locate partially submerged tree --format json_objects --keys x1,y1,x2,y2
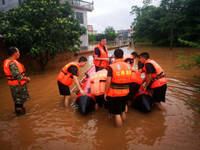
[
  {"x1": 104, "y1": 26, "x2": 118, "y2": 41},
  {"x1": 0, "y1": 0, "x2": 86, "y2": 70},
  {"x1": 130, "y1": 0, "x2": 200, "y2": 48},
  {"x1": 88, "y1": 34, "x2": 96, "y2": 42}
]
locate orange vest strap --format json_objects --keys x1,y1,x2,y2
[
  {"x1": 152, "y1": 72, "x2": 165, "y2": 81},
  {"x1": 99, "y1": 80, "x2": 106, "y2": 82}
]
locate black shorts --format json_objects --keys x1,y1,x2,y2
[
  {"x1": 95, "y1": 95, "x2": 109, "y2": 109},
  {"x1": 106, "y1": 96, "x2": 128, "y2": 115},
  {"x1": 152, "y1": 84, "x2": 167, "y2": 103},
  {"x1": 57, "y1": 81, "x2": 70, "y2": 96},
  {"x1": 128, "y1": 82, "x2": 140, "y2": 100},
  {"x1": 95, "y1": 95, "x2": 104, "y2": 107}
]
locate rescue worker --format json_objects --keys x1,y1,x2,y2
[
  {"x1": 129, "y1": 69, "x2": 143, "y2": 102},
  {"x1": 57, "y1": 57, "x2": 87, "y2": 107},
  {"x1": 93, "y1": 37, "x2": 109, "y2": 72},
  {"x1": 104, "y1": 49, "x2": 132, "y2": 127},
  {"x1": 131, "y1": 52, "x2": 144, "y2": 72},
  {"x1": 90, "y1": 69, "x2": 108, "y2": 108},
  {"x1": 123, "y1": 54, "x2": 134, "y2": 67},
  {"x1": 3, "y1": 47, "x2": 30, "y2": 116},
  {"x1": 124, "y1": 54, "x2": 143, "y2": 111},
  {"x1": 131, "y1": 52, "x2": 138, "y2": 60},
  {"x1": 139, "y1": 52, "x2": 167, "y2": 111}
]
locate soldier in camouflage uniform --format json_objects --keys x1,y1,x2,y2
[{"x1": 3, "y1": 47, "x2": 30, "y2": 116}]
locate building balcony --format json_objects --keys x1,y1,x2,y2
[{"x1": 68, "y1": 0, "x2": 94, "y2": 12}]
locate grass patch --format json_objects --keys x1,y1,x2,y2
[
  {"x1": 176, "y1": 64, "x2": 192, "y2": 70},
  {"x1": 192, "y1": 75, "x2": 200, "y2": 80}
]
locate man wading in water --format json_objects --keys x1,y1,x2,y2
[
  {"x1": 139, "y1": 52, "x2": 167, "y2": 111},
  {"x1": 104, "y1": 49, "x2": 132, "y2": 127},
  {"x1": 93, "y1": 37, "x2": 110, "y2": 72},
  {"x1": 3, "y1": 47, "x2": 31, "y2": 116},
  {"x1": 57, "y1": 57, "x2": 87, "y2": 107}
]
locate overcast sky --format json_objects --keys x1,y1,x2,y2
[{"x1": 88, "y1": 0, "x2": 159, "y2": 33}]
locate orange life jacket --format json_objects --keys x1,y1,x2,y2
[
  {"x1": 143, "y1": 59, "x2": 167, "y2": 88},
  {"x1": 90, "y1": 69, "x2": 107, "y2": 96},
  {"x1": 3, "y1": 59, "x2": 26, "y2": 85},
  {"x1": 93, "y1": 44, "x2": 109, "y2": 68},
  {"x1": 131, "y1": 69, "x2": 143, "y2": 85},
  {"x1": 57, "y1": 62, "x2": 80, "y2": 86},
  {"x1": 107, "y1": 59, "x2": 132, "y2": 97},
  {"x1": 134, "y1": 85, "x2": 150, "y2": 99}
]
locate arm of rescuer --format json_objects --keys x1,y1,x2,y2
[
  {"x1": 9, "y1": 62, "x2": 30, "y2": 83},
  {"x1": 144, "y1": 74, "x2": 152, "y2": 91},
  {"x1": 68, "y1": 65, "x2": 85, "y2": 95},
  {"x1": 143, "y1": 63, "x2": 155, "y2": 91},
  {"x1": 94, "y1": 47, "x2": 109, "y2": 61},
  {"x1": 138, "y1": 60, "x2": 144, "y2": 73},
  {"x1": 73, "y1": 76, "x2": 85, "y2": 95},
  {"x1": 94, "y1": 55, "x2": 109, "y2": 61},
  {"x1": 104, "y1": 66, "x2": 112, "y2": 101}
]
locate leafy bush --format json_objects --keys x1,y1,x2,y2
[{"x1": 0, "y1": 0, "x2": 86, "y2": 70}]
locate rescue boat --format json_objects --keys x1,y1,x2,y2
[
  {"x1": 75, "y1": 65, "x2": 96, "y2": 115},
  {"x1": 75, "y1": 63, "x2": 154, "y2": 114},
  {"x1": 132, "y1": 85, "x2": 154, "y2": 112}
]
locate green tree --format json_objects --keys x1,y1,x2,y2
[
  {"x1": 130, "y1": 0, "x2": 200, "y2": 48},
  {"x1": 104, "y1": 26, "x2": 118, "y2": 41},
  {"x1": 88, "y1": 34, "x2": 96, "y2": 42},
  {"x1": 131, "y1": 6, "x2": 168, "y2": 45},
  {"x1": 0, "y1": 0, "x2": 85, "y2": 70},
  {"x1": 177, "y1": 0, "x2": 200, "y2": 46}
]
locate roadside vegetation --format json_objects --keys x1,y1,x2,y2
[
  {"x1": 89, "y1": 26, "x2": 118, "y2": 42},
  {"x1": 0, "y1": 0, "x2": 85, "y2": 70},
  {"x1": 131, "y1": 0, "x2": 200, "y2": 49}
]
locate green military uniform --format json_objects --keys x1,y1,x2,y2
[{"x1": 9, "y1": 61, "x2": 30, "y2": 105}]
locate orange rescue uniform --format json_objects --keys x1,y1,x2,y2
[
  {"x1": 107, "y1": 59, "x2": 132, "y2": 97},
  {"x1": 93, "y1": 44, "x2": 109, "y2": 68},
  {"x1": 143, "y1": 59, "x2": 167, "y2": 88},
  {"x1": 57, "y1": 62, "x2": 80, "y2": 86},
  {"x1": 131, "y1": 69, "x2": 143, "y2": 85}
]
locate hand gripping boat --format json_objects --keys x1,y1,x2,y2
[
  {"x1": 132, "y1": 85, "x2": 154, "y2": 113},
  {"x1": 75, "y1": 65, "x2": 96, "y2": 115}
]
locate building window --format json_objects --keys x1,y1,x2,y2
[
  {"x1": 73, "y1": 0, "x2": 80, "y2": 5},
  {"x1": 76, "y1": 12, "x2": 84, "y2": 24},
  {"x1": 18, "y1": 0, "x2": 22, "y2": 5},
  {"x1": 2, "y1": 0, "x2": 5, "y2": 5}
]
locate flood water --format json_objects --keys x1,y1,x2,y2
[{"x1": 0, "y1": 46, "x2": 200, "y2": 150}]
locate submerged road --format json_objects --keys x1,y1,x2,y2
[{"x1": 0, "y1": 46, "x2": 200, "y2": 150}]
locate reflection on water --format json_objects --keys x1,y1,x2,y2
[{"x1": 0, "y1": 47, "x2": 200, "y2": 150}]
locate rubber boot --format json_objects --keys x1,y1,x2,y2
[{"x1": 15, "y1": 107, "x2": 26, "y2": 116}]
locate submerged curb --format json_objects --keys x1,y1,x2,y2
[{"x1": 78, "y1": 44, "x2": 129, "y2": 55}]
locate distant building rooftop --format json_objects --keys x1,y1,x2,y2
[{"x1": 68, "y1": 0, "x2": 94, "y2": 12}]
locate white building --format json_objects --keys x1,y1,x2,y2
[
  {"x1": 117, "y1": 29, "x2": 132, "y2": 40},
  {"x1": 87, "y1": 25, "x2": 97, "y2": 35},
  {"x1": 0, "y1": 0, "x2": 93, "y2": 49},
  {"x1": 0, "y1": 0, "x2": 23, "y2": 12}
]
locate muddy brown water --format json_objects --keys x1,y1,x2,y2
[{"x1": 0, "y1": 47, "x2": 200, "y2": 150}]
